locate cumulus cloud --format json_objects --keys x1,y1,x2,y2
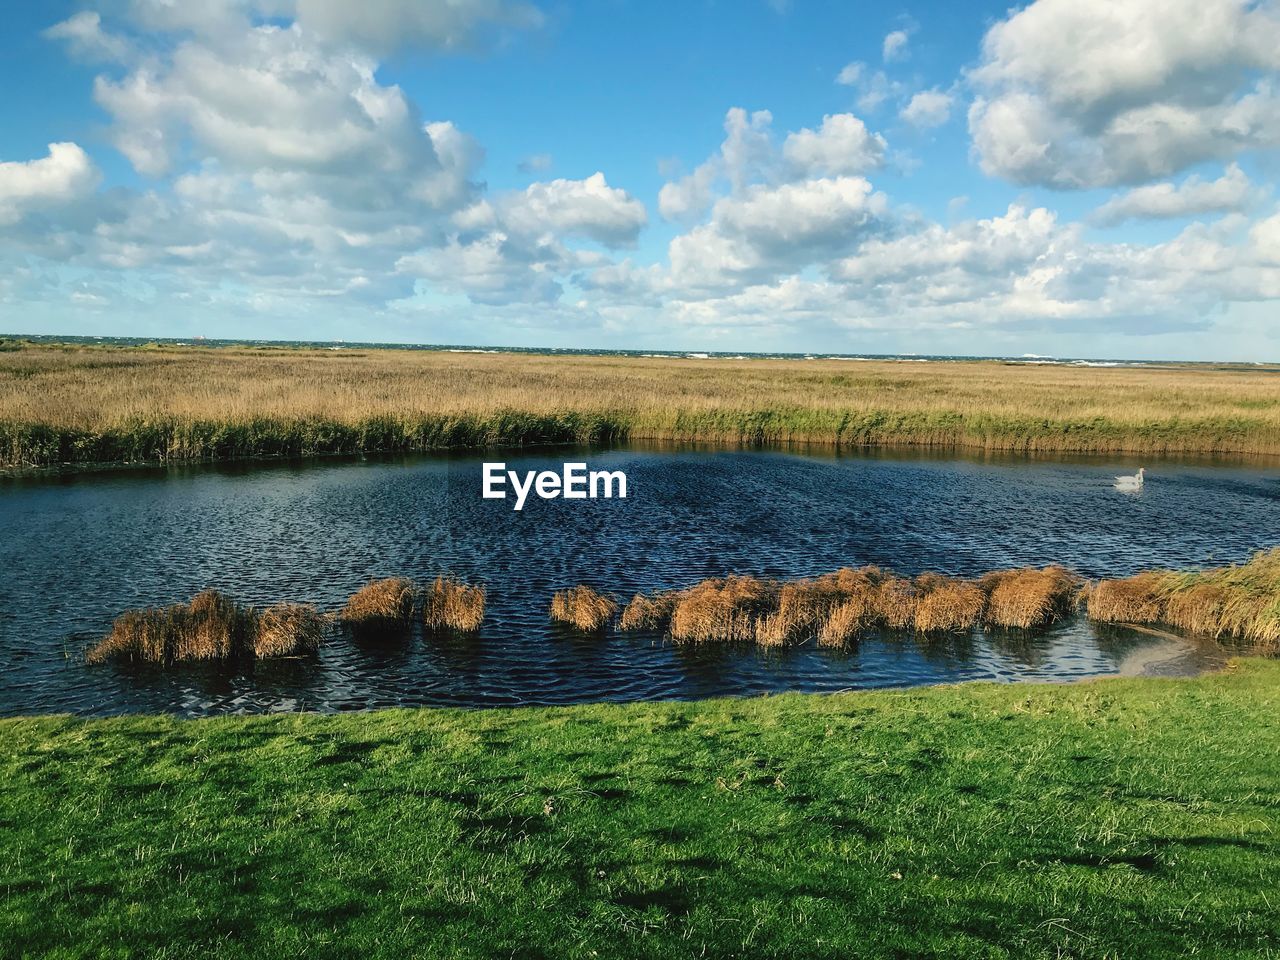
[
  {"x1": 882, "y1": 29, "x2": 910, "y2": 63},
  {"x1": 497, "y1": 173, "x2": 647, "y2": 247},
  {"x1": 76, "y1": 0, "x2": 543, "y2": 53},
  {"x1": 42, "y1": 11, "x2": 133, "y2": 62},
  {"x1": 900, "y1": 89, "x2": 953, "y2": 128},
  {"x1": 293, "y1": 0, "x2": 544, "y2": 54},
  {"x1": 1091, "y1": 164, "x2": 1257, "y2": 225},
  {"x1": 392, "y1": 173, "x2": 645, "y2": 304},
  {"x1": 834, "y1": 61, "x2": 903, "y2": 114},
  {"x1": 91, "y1": 24, "x2": 447, "y2": 183},
  {"x1": 657, "y1": 179, "x2": 889, "y2": 295},
  {"x1": 396, "y1": 233, "x2": 569, "y2": 305},
  {"x1": 0, "y1": 143, "x2": 100, "y2": 227},
  {"x1": 658, "y1": 108, "x2": 776, "y2": 222},
  {"x1": 25, "y1": 1, "x2": 647, "y2": 316},
  {"x1": 782, "y1": 114, "x2": 886, "y2": 176},
  {"x1": 968, "y1": 0, "x2": 1280, "y2": 188}
]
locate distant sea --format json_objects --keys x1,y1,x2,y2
[{"x1": 0, "y1": 332, "x2": 1261, "y2": 369}]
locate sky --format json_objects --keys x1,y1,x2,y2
[{"x1": 2, "y1": 0, "x2": 1280, "y2": 359}]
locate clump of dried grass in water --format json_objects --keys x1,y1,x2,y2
[
  {"x1": 87, "y1": 589, "x2": 257, "y2": 665},
  {"x1": 550, "y1": 585, "x2": 619, "y2": 631},
  {"x1": 913, "y1": 575, "x2": 985, "y2": 633},
  {"x1": 341, "y1": 578, "x2": 415, "y2": 637},
  {"x1": 618, "y1": 591, "x2": 680, "y2": 631},
  {"x1": 755, "y1": 578, "x2": 852, "y2": 646},
  {"x1": 669, "y1": 576, "x2": 778, "y2": 643},
  {"x1": 253, "y1": 602, "x2": 325, "y2": 658},
  {"x1": 818, "y1": 598, "x2": 874, "y2": 646},
  {"x1": 423, "y1": 576, "x2": 485, "y2": 633},
  {"x1": 811, "y1": 568, "x2": 884, "y2": 646},
  {"x1": 981, "y1": 566, "x2": 1078, "y2": 629},
  {"x1": 1088, "y1": 550, "x2": 1280, "y2": 651},
  {"x1": 1085, "y1": 572, "x2": 1166, "y2": 624},
  {"x1": 874, "y1": 576, "x2": 921, "y2": 630}
]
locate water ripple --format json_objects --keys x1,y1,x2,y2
[{"x1": 0, "y1": 446, "x2": 1268, "y2": 717}]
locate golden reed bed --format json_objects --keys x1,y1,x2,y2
[
  {"x1": 85, "y1": 553, "x2": 1280, "y2": 664},
  {"x1": 86, "y1": 590, "x2": 325, "y2": 664},
  {"x1": 1086, "y1": 550, "x2": 1280, "y2": 652},
  {"x1": 5, "y1": 341, "x2": 1280, "y2": 466},
  {"x1": 611, "y1": 553, "x2": 1277, "y2": 649},
  {"x1": 90, "y1": 576, "x2": 487, "y2": 664},
  {"x1": 616, "y1": 565, "x2": 1078, "y2": 646}
]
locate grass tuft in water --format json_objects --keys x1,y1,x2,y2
[
  {"x1": 341, "y1": 578, "x2": 416, "y2": 639},
  {"x1": 618, "y1": 590, "x2": 680, "y2": 631},
  {"x1": 913, "y1": 575, "x2": 987, "y2": 633},
  {"x1": 422, "y1": 576, "x2": 485, "y2": 633},
  {"x1": 981, "y1": 565, "x2": 1078, "y2": 629},
  {"x1": 668, "y1": 576, "x2": 778, "y2": 643},
  {"x1": 627, "y1": 564, "x2": 1102, "y2": 646},
  {"x1": 87, "y1": 590, "x2": 259, "y2": 665},
  {"x1": 253, "y1": 602, "x2": 326, "y2": 658},
  {"x1": 550, "y1": 585, "x2": 619, "y2": 631},
  {"x1": 1087, "y1": 549, "x2": 1280, "y2": 651}
]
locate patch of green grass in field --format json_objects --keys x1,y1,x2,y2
[{"x1": 2, "y1": 663, "x2": 1279, "y2": 958}]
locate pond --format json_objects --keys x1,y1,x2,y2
[{"x1": 2, "y1": 444, "x2": 1275, "y2": 717}]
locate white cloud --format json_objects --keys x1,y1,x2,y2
[
  {"x1": 658, "y1": 108, "x2": 776, "y2": 222},
  {"x1": 658, "y1": 162, "x2": 719, "y2": 223},
  {"x1": 498, "y1": 172, "x2": 647, "y2": 247},
  {"x1": 968, "y1": 0, "x2": 1280, "y2": 188},
  {"x1": 900, "y1": 89, "x2": 953, "y2": 128},
  {"x1": 1251, "y1": 211, "x2": 1280, "y2": 265},
  {"x1": 1091, "y1": 164, "x2": 1257, "y2": 225},
  {"x1": 19, "y1": 0, "x2": 1280, "y2": 354},
  {"x1": 26, "y1": 3, "x2": 648, "y2": 322},
  {"x1": 392, "y1": 173, "x2": 645, "y2": 305},
  {"x1": 92, "y1": 25, "x2": 446, "y2": 183},
  {"x1": 99, "y1": 0, "x2": 543, "y2": 53},
  {"x1": 42, "y1": 12, "x2": 132, "y2": 62},
  {"x1": 782, "y1": 113, "x2": 886, "y2": 176},
  {"x1": 665, "y1": 177, "x2": 888, "y2": 291},
  {"x1": 834, "y1": 204, "x2": 1067, "y2": 289},
  {"x1": 396, "y1": 233, "x2": 567, "y2": 305},
  {"x1": 882, "y1": 29, "x2": 910, "y2": 63},
  {"x1": 835, "y1": 62, "x2": 863, "y2": 86},
  {"x1": 833, "y1": 61, "x2": 903, "y2": 114},
  {"x1": 0, "y1": 143, "x2": 100, "y2": 227},
  {"x1": 293, "y1": 0, "x2": 544, "y2": 54}
]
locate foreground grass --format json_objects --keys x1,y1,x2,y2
[
  {"x1": 5, "y1": 341, "x2": 1280, "y2": 466},
  {"x1": 3, "y1": 663, "x2": 1279, "y2": 958}
]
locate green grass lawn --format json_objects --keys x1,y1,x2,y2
[{"x1": 3, "y1": 663, "x2": 1279, "y2": 959}]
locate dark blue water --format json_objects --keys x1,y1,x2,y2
[{"x1": 1, "y1": 445, "x2": 1271, "y2": 717}]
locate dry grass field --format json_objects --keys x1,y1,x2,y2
[{"x1": 3, "y1": 340, "x2": 1280, "y2": 465}]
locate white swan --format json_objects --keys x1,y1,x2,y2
[{"x1": 1114, "y1": 467, "x2": 1145, "y2": 491}]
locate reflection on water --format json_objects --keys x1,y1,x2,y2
[{"x1": 2, "y1": 444, "x2": 1271, "y2": 717}]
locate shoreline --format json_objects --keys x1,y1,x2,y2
[
  {"x1": 7, "y1": 414, "x2": 1280, "y2": 472},
  {"x1": 5, "y1": 435, "x2": 1280, "y2": 481}
]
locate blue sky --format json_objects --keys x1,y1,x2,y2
[{"x1": 2, "y1": 0, "x2": 1280, "y2": 359}]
